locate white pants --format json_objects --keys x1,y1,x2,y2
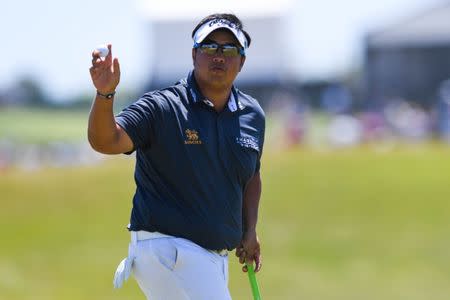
[{"x1": 114, "y1": 231, "x2": 231, "y2": 300}]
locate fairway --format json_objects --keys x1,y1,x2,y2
[
  {"x1": 1, "y1": 146, "x2": 450, "y2": 299},
  {"x1": 0, "y1": 108, "x2": 88, "y2": 143}
]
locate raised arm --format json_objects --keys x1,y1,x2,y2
[{"x1": 88, "y1": 44, "x2": 133, "y2": 154}]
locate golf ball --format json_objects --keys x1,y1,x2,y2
[{"x1": 95, "y1": 45, "x2": 109, "y2": 57}]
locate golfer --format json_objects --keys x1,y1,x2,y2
[{"x1": 88, "y1": 13, "x2": 265, "y2": 299}]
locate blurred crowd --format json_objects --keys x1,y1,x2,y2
[
  {"x1": 267, "y1": 81, "x2": 450, "y2": 150},
  {"x1": 2, "y1": 78, "x2": 450, "y2": 171},
  {"x1": 0, "y1": 141, "x2": 103, "y2": 171}
]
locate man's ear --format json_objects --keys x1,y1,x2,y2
[
  {"x1": 239, "y1": 56, "x2": 246, "y2": 72},
  {"x1": 192, "y1": 48, "x2": 197, "y2": 63}
]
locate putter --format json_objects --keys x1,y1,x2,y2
[{"x1": 245, "y1": 262, "x2": 261, "y2": 300}]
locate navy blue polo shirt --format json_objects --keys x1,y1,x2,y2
[{"x1": 115, "y1": 71, "x2": 265, "y2": 250}]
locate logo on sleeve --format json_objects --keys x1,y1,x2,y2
[
  {"x1": 185, "y1": 129, "x2": 202, "y2": 144},
  {"x1": 236, "y1": 136, "x2": 259, "y2": 151}
]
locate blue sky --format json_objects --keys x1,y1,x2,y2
[{"x1": 0, "y1": 0, "x2": 444, "y2": 100}]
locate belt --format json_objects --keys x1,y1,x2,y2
[
  {"x1": 134, "y1": 230, "x2": 171, "y2": 241},
  {"x1": 131, "y1": 230, "x2": 227, "y2": 256}
]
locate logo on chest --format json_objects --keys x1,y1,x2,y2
[{"x1": 184, "y1": 129, "x2": 203, "y2": 145}]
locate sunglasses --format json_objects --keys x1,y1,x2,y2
[{"x1": 194, "y1": 42, "x2": 245, "y2": 57}]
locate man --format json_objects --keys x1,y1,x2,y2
[{"x1": 88, "y1": 13, "x2": 265, "y2": 299}]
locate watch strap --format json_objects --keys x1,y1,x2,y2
[{"x1": 97, "y1": 90, "x2": 116, "y2": 99}]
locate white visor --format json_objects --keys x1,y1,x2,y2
[{"x1": 193, "y1": 19, "x2": 248, "y2": 49}]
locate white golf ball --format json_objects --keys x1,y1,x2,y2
[{"x1": 95, "y1": 45, "x2": 109, "y2": 57}]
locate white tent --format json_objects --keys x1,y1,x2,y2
[
  {"x1": 137, "y1": 0, "x2": 295, "y2": 85},
  {"x1": 368, "y1": 2, "x2": 450, "y2": 47}
]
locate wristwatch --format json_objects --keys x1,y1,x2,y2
[{"x1": 96, "y1": 90, "x2": 116, "y2": 99}]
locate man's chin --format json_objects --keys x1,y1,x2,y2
[
  {"x1": 207, "y1": 71, "x2": 228, "y2": 82},
  {"x1": 207, "y1": 78, "x2": 230, "y2": 89}
]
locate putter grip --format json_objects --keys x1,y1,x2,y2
[{"x1": 246, "y1": 263, "x2": 262, "y2": 300}]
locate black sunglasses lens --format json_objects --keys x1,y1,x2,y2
[
  {"x1": 222, "y1": 46, "x2": 239, "y2": 57},
  {"x1": 200, "y1": 44, "x2": 219, "y2": 55},
  {"x1": 199, "y1": 43, "x2": 241, "y2": 57}
]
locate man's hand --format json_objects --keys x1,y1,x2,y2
[
  {"x1": 235, "y1": 229, "x2": 262, "y2": 273},
  {"x1": 89, "y1": 44, "x2": 120, "y2": 94}
]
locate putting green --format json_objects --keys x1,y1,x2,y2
[{"x1": 1, "y1": 145, "x2": 450, "y2": 299}]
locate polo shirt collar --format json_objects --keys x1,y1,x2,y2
[{"x1": 186, "y1": 71, "x2": 245, "y2": 112}]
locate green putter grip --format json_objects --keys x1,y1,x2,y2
[{"x1": 246, "y1": 263, "x2": 261, "y2": 300}]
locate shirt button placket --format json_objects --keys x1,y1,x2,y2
[{"x1": 216, "y1": 114, "x2": 227, "y2": 168}]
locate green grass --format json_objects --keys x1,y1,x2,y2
[
  {"x1": 0, "y1": 108, "x2": 89, "y2": 143},
  {"x1": 258, "y1": 146, "x2": 450, "y2": 299},
  {"x1": 1, "y1": 146, "x2": 450, "y2": 299}
]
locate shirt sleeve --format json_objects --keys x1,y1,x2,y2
[
  {"x1": 254, "y1": 112, "x2": 266, "y2": 174},
  {"x1": 115, "y1": 93, "x2": 163, "y2": 153}
]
